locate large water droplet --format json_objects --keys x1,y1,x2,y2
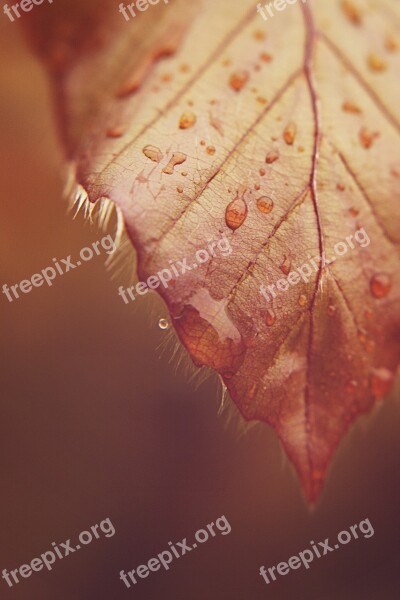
[
  {"x1": 143, "y1": 145, "x2": 163, "y2": 162},
  {"x1": 370, "y1": 273, "x2": 391, "y2": 298},
  {"x1": 256, "y1": 196, "x2": 274, "y2": 214},
  {"x1": 225, "y1": 194, "x2": 248, "y2": 230},
  {"x1": 162, "y1": 152, "x2": 187, "y2": 174}
]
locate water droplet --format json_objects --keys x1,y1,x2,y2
[
  {"x1": 370, "y1": 367, "x2": 394, "y2": 399},
  {"x1": 253, "y1": 30, "x2": 267, "y2": 41},
  {"x1": 327, "y1": 305, "x2": 336, "y2": 317},
  {"x1": 336, "y1": 183, "x2": 346, "y2": 191},
  {"x1": 158, "y1": 318, "x2": 169, "y2": 330},
  {"x1": 176, "y1": 186, "x2": 183, "y2": 193},
  {"x1": 143, "y1": 145, "x2": 163, "y2": 163},
  {"x1": 385, "y1": 33, "x2": 398, "y2": 53},
  {"x1": 266, "y1": 309, "x2": 276, "y2": 326},
  {"x1": 260, "y1": 52, "x2": 272, "y2": 63},
  {"x1": 256, "y1": 196, "x2": 274, "y2": 214},
  {"x1": 280, "y1": 256, "x2": 291, "y2": 275},
  {"x1": 106, "y1": 127, "x2": 125, "y2": 138},
  {"x1": 229, "y1": 70, "x2": 250, "y2": 92},
  {"x1": 206, "y1": 146, "x2": 216, "y2": 155},
  {"x1": 283, "y1": 122, "x2": 297, "y2": 145},
  {"x1": 257, "y1": 96, "x2": 267, "y2": 105},
  {"x1": 342, "y1": 100, "x2": 362, "y2": 114},
  {"x1": 179, "y1": 111, "x2": 196, "y2": 129},
  {"x1": 266, "y1": 150, "x2": 279, "y2": 163},
  {"x1": 225, "y1": 194, "x2": 248, "y2": 230},
  {"x1": 341, "y1": 0, "x2": 362, "y2": 25},
  {"x1": 359, "y1": 127, "x2": 380, "y2": 149},
  {"x1": 179, "y1": 63, "x2": 190, "y2": 73},
  {"x1": 298, "y1": 294, "x2": 307, "y2": 307},
  {"x1": 367, "y1": 53, "x2": 387, "y2": 72},
  {"x1": 162, "y1": 152, "x2": 187, "y2": 175},
  {"x1": 254, "y1": 184, "x2": 261, "y2": 191},
  {"x1": 259, "y1": 168, "x2": 266, "y2": 176},
  {"x1": 200, "y1": 139, "x2": 206, "y2": 146},
  {"x1": 370, "y1": 273, "x2": 391, "y2": 298},
  {"x1": 349, "y1": 207, "x2": 359, "y2": 217}
]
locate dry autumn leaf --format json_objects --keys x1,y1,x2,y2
[{"x1": 23, "y1": 0, "x2": 400, "y2": 501}]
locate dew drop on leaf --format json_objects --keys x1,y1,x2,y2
[
  {"x1": 298, "y1": 294, "x2": 307, "y2": 307},
  {"x1": 266, "y1": 309, "x2": 276, "y2": 326},
  {"x1": 225, "y1": 194, "x2": 248, "y2": 230},
  {"x1": 179, "y1": 111, "x2": 196, "y2": 129},
  {"x1": 162, "y1": 152, "x2": 187, "y2": 174},
  {"x1": 266, "y1": 150, "x2": 279, "y2": 163},
  {"x1": 283, "y1": 122, "x2": 297, "y2": 145},
  {"x1": 256, "y1": 196, "x2": 274, "y2": 214},
  {"x1": 143, "y1": 145, "x2": 163, "y2": 162},
  {"x1": 370, "y1": 273, "x2": 391, "y2": 298},
  {"x1": 229, "y1": 70, "x2": 249, "y2": 92}
]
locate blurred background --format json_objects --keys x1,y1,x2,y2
[{"x1": 0, "y1": 13, "x2": 399, "y2": 600}]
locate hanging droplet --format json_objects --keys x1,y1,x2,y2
[
  {"x1": 370, "y1": 273, "x2": 391, "y2": 298},
  {"x1": 158, "y1": 318, "x2": 169, "y2": 330},
  {"x1": 256, "y1": 196, "x2": 274, "y2": 214},
  {"x1": 266, "y1": 309, "x2": 276, "y2": 326},
  {"x1": 229, "y1": 70, "x2": 249, "y2": 92},
  {"x1": 162, "y1": 152, "x2": 187, "y2": 174},
  {"x1": 225, "y1": 194, "x2": 248, "y2": 230},
  {"x1": 143, "y1": 145, "x2": 163, "y2": 163},
  {"x1": 179, "y1": 111, "x2": 197, "y2": 129},
  {"x1": 283, "y1": 122, "x2": 297, "y2": 145}
]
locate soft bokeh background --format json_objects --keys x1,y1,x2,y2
[{"x1": 1, "y1": 15, "x2": 399, "y2": 600}]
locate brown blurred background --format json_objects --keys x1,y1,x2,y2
[{"x1": 0, "y1": 13, "x2": 399, "y2": 600}]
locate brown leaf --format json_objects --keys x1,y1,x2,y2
[{"x1": 24, "y1": 0, "x2": 400, "y2": 501}]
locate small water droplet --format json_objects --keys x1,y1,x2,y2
[
  {"x1": 298, "y1": 294, "x2": 307, "y2": 307},
  {"x1": 359, "y1": 127, "x2": 380, "y2": 149},
  {"x1": 283, "y1": 122, "x2": 297, "y2": 145},
  {"x1": 206, "y1": 146, "x2": 216, "y2": 155},
  {"x1": 370, "y1": 367, "x2": 394, "y2": 399},
  {"x1": 259, "y1": 168, "x2": 266, "y2": 176},
  {"x1": 229, "y1": 70, "x2": 249, "y2": 92},
  {"x1": 342, "y1": 100, "x2": 362, "y2": 114},
  {"x1": 106, "y1": 127, "x2": 125, "y2": 138},
  {"x1": 253, "y1": 30, "x2": 267, "y2": 41},
  {"x1": 179, "y1": 111, "x2": 197, "y2": 129},
  {"x1": 367, "y1": 53, "x2": 387, "y2": 72},
  {"x1": 162, "y1": 152, "x2": 187, "y2": 175},
  {"x1": 225, "y1": 194, "x2": 248, "y2": 230},
  {"x1": 280, "y1": 256, "x2": 291, "y2": 275},
  {"x1": 336, "y1": 183, "x2": 346, "y2": 191},
  {"x1": 260, "y1": 52, "x2": 272, "y2": 63},
  {"x1": 370, "y1": 273, "x2": 391, "y2": 298},
  {"x1": 385, "y1": 33, "x2": 398, "y2": 53},
  {"x1": 256, "y1": 196, "x2": 274, "y2": 214},
  {"x1": 200, "y1": 139, "x2": 206, "y2": 146},
  {"x1": 341, "y1": 0, "x2": 362, "y2": 25},
  {"x1": 266, "y1": 150, "x2": 279, "y2": 163},
  {"x1": 143, "y1": 145, "x2": 163, "y2": 163},
  {"x1": 349, "y1": 207, "x2": 359, "y2": 217},
  {"x1": 266, "y1": 309, "x2": 276, "y2": 326},
  {"x1": 158, "y1": 318, "x2": 169, "y2": 330},
  {"x1": 177, "y1": 186, "x2": 183, "y2": 193},
  {"x1": 327, "y1": 305, "x2": 336, "y2": 317}
]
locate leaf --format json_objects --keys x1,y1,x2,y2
[{"x1": 24, "y1": 0, "x2": 400, "y2": 501}]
